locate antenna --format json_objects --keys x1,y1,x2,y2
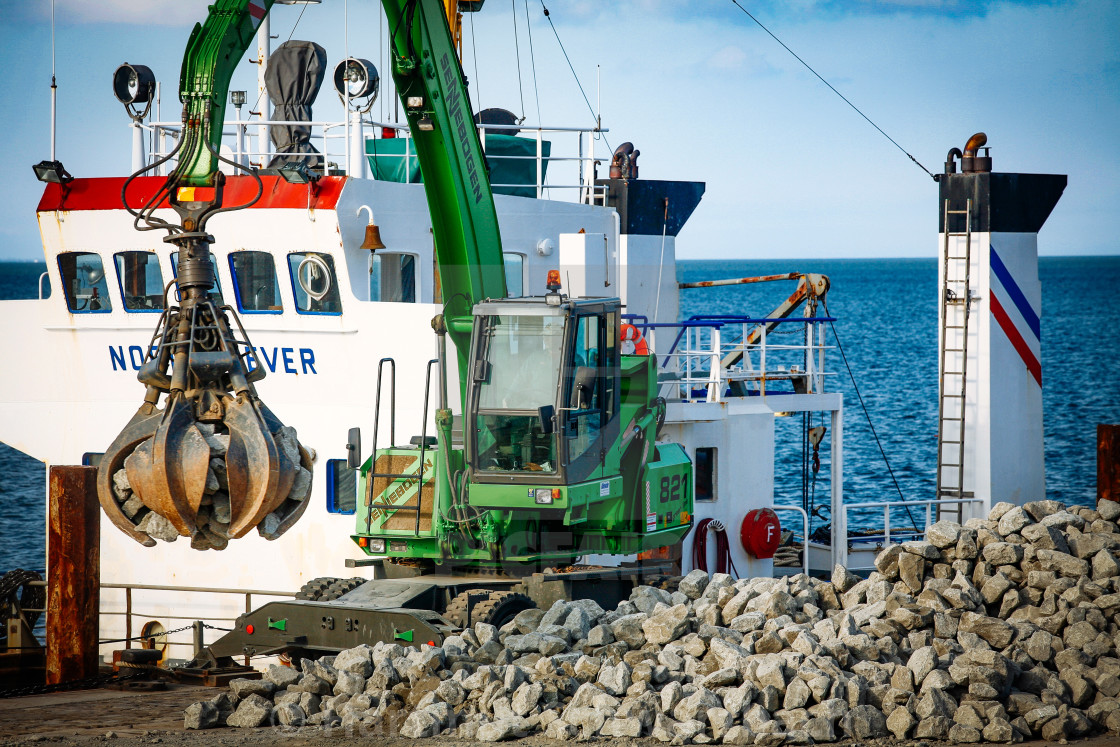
[
  {"x1": 596, "y1": 65, "x2": 600, "y2": 133},
  {"x1": 50, "y1": 0, "x2": 56, "y2": 161}
]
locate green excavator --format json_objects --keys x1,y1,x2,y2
[
  {"x1": 100, "y1": 0, "x2": 694, "y2": 665},
  {"x1": 346, "y1": 1, "x2": 693, "y2": 574}
]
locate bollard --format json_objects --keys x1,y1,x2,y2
[
  {"x1": 46, "y1": 465, "x2": 100, "y2": 684},
  {"x1": 193, "y1": 620, "x2": 205, "y2": 657},
  {"x1": 1101, "y1": 425, "x2": 1120, "y2": 504}
]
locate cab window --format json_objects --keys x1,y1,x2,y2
[
  {"x1": 58, "y1": 252, "x2": 112, "y2": 313},
  {"x1": 474, "y1": 314, "x2": 565, "y2": 474},
  {"x1": 288, "y1": 252, "x2": 342, "y2": 314},
  {"x1": 230, "y1": 251, "x2": 282, "y2": 313},
  {"x1": 369, "y1": 252, "x2": 416, "y2": 303},
  {"x1": 170, "y1": 252, "x2": 224, "y2": 306},
  {"x1": 565, "y1": 315, "x2": 603, "y2": 468},
  {"x1": 114, "y1": 251, "x2": 165, "y2": 312},
  {"x1": 603, "y1": 311, "x2": 619, "y2": 423}
]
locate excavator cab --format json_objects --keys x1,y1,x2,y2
[
  {"x1": 466, "y1": 296, "x2": 621, "y2": 489},
  {"x1": 350, "y1": 292, "x2": 692, "y2": 567}
]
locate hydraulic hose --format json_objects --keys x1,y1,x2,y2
[{"x1": 692, "y1": 518, "x2": 738, "y2": 578}]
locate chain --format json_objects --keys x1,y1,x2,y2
[
  {"x1": 97, "y1": 622, "x2": 233, "y2": 645},
  {"x1": 0, "y1": 622, "x2": 235, "y2": 700}
]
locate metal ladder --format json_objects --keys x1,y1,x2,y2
[
  {"x1": 363, "y1": 359, "x2": 439, "y2": 537},
  {"x1": 936, "y1": 199, "x2": 974, "y2": 522}
]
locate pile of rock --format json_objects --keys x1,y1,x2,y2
[
  {"x1": 186, "y1": 499, "x2": 1120, "y2": 743},
  {"x1": 110, "y1": 423, "x2": 313, "y2": 549}
]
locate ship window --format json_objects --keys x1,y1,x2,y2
[
  {"x1": 288, "y1": 252, "x2": 342, "y2": 314},
  {"x1": 695, "y1": 447, "x2": 716, "y2": 501},
  {"x1": 58, "y1": 252, "x2": 112, "y2": 313},
  {"x1": 114, "y1": 251, "x2": 166, "y2": 312},
  {"x1": 229, "y1": 252, "x2": 283, "y2": 314},
  {"x1": 369, "y1": 252, "x2": 416, "y2": 303},
  {"x1": 503, "y1": 253, "x2": 524, "y2": 297},
  {"x1": 326, "y1": 459, "x2": 356, "y2": 514},
  {"x1": 170, "y1": 252, "x2": 224, "y2": 306}
]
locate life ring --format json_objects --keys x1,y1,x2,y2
[{"x1": 620, "y1": 323, "x2": 649, "y2": 355}]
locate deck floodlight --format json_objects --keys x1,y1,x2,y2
[
  {"x1": 230, "y1": 90, "x2": 246, "y2": 108},
  {"x1": 112, "y1": 63, "x2": 156, "y2": 120},
  {"x1": 278, "y1": 162, "x2": 318, "y2": 185},
  {"x1": 333, "y1": 58, "x2": 379, "y2": 111},
  {"x1": 33, "y1": 159, "x2": 74, "y2": 185}
]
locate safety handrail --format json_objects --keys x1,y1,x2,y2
[
  {"x1": 624, "y1": 314, "x2": 836, "y2": 402},
  {"x1": 98, "y1": 581, "x2": 295, "y2": 651},
  {"x1": 133, "y1": 117, "x2": 610, "y2": 203},
  {"x1": 836, "y1": 497, "x2": 984, "y2": 567}
]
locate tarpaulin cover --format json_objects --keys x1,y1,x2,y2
[
  {"x1": 365, "y1": 134, "x2": 551, "y2": 198},
  {"x1": 265, "y1": 40, "x2": 327, "y2": 168}
]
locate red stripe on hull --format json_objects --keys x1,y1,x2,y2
[
  {"x1": 37, "y1": 175, "x2": 345, "y2": 213},
  {"x1": 991, "y1": 292, "x2": 1042, "y2": 387}
]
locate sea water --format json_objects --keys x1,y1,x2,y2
[{"x1": 1, "y1": 258, "x2": 1118, "y2": 571}]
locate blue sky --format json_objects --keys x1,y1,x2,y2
[{"x1": 0, "y1": 0, "x2": 1116, "y2": 260}]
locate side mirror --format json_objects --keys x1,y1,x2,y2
[
  {"x1": 571, "y1": 366, "x2": 596, "y2": 409},
  {"x1": 538, "y1": 405, "x2": 555, "y2": 435},
  {"x1": 346, "y1": 427, "x2": 362, "y2": 469}
]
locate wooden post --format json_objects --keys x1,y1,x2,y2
[
  {"x1": 46, "y1": 465, "x2": 100, "y2": 684},
  {"x1": 1101, "y1": 425, "x2": 1120, "y2": 504}
]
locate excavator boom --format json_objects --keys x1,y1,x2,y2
[{"x1": 383, "y1": 0, "x2": 507, "y2": 400}]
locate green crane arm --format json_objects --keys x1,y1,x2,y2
[
  {"x1": 176, "y1": 0, "x2": 274, "y2": 187},
  {"x1": 173, "y1": 0, "x2": 505, "y2": 395},
  {"x1": 382, "y1": 0, "x2": 507, "y2": 391}
]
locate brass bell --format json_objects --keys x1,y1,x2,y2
[{"x1": 360, "y1": 222, "x2": 386, "y2": 251}]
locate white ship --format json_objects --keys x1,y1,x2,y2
[{"x1": 0, "y1": 3, "x2": 1062, "y2": 664}]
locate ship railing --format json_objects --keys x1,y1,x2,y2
[
  {"x1": 834, "y1": 497, "x2": 985, "y2": 568},
  {"x1": 624, "y1": 315, "x2": 836, "y2": 403},
  {"x1": 133, "y1": 118, "x2": 610, "y2": 205},
  {"x1": 98, "y1": 581, "x2": 296, "y2": 656}
]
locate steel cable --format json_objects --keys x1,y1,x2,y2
[
  {"x1": 536, "y1": 1, "x2": 610, "y2": 151},
  {"x1": 728, "y1": 0, "x2": 935, "y2": 181},
  {"x1": 822, "y1": 299, "x2": 919, "y2": 533}
]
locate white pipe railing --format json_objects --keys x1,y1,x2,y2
[
  {"x1": 643, "y1": 318, "x2": 835, "y2": 403},
  {"x1": 837, "y1": 497, "x2": 984, "y2": 567},
  {"x1": 134, "y1": 118, "x2": 609, "y2": 204}
]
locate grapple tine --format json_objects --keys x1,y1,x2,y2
[
  {"x1": 224, "y1": 395, "x2": 281, "y2": 538},
  {"x1": 96, "y1": 402, "x2": 162, "y2": 547},
  {"x1": 147, "y1": 394, "x2": 209, "y2": 536},
  {"x1": 266, "y1": 436, "x2": 298, "y2": 516},
  {"x1": 258, "y1": 443, "x2": 315, "y2": 541}
]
